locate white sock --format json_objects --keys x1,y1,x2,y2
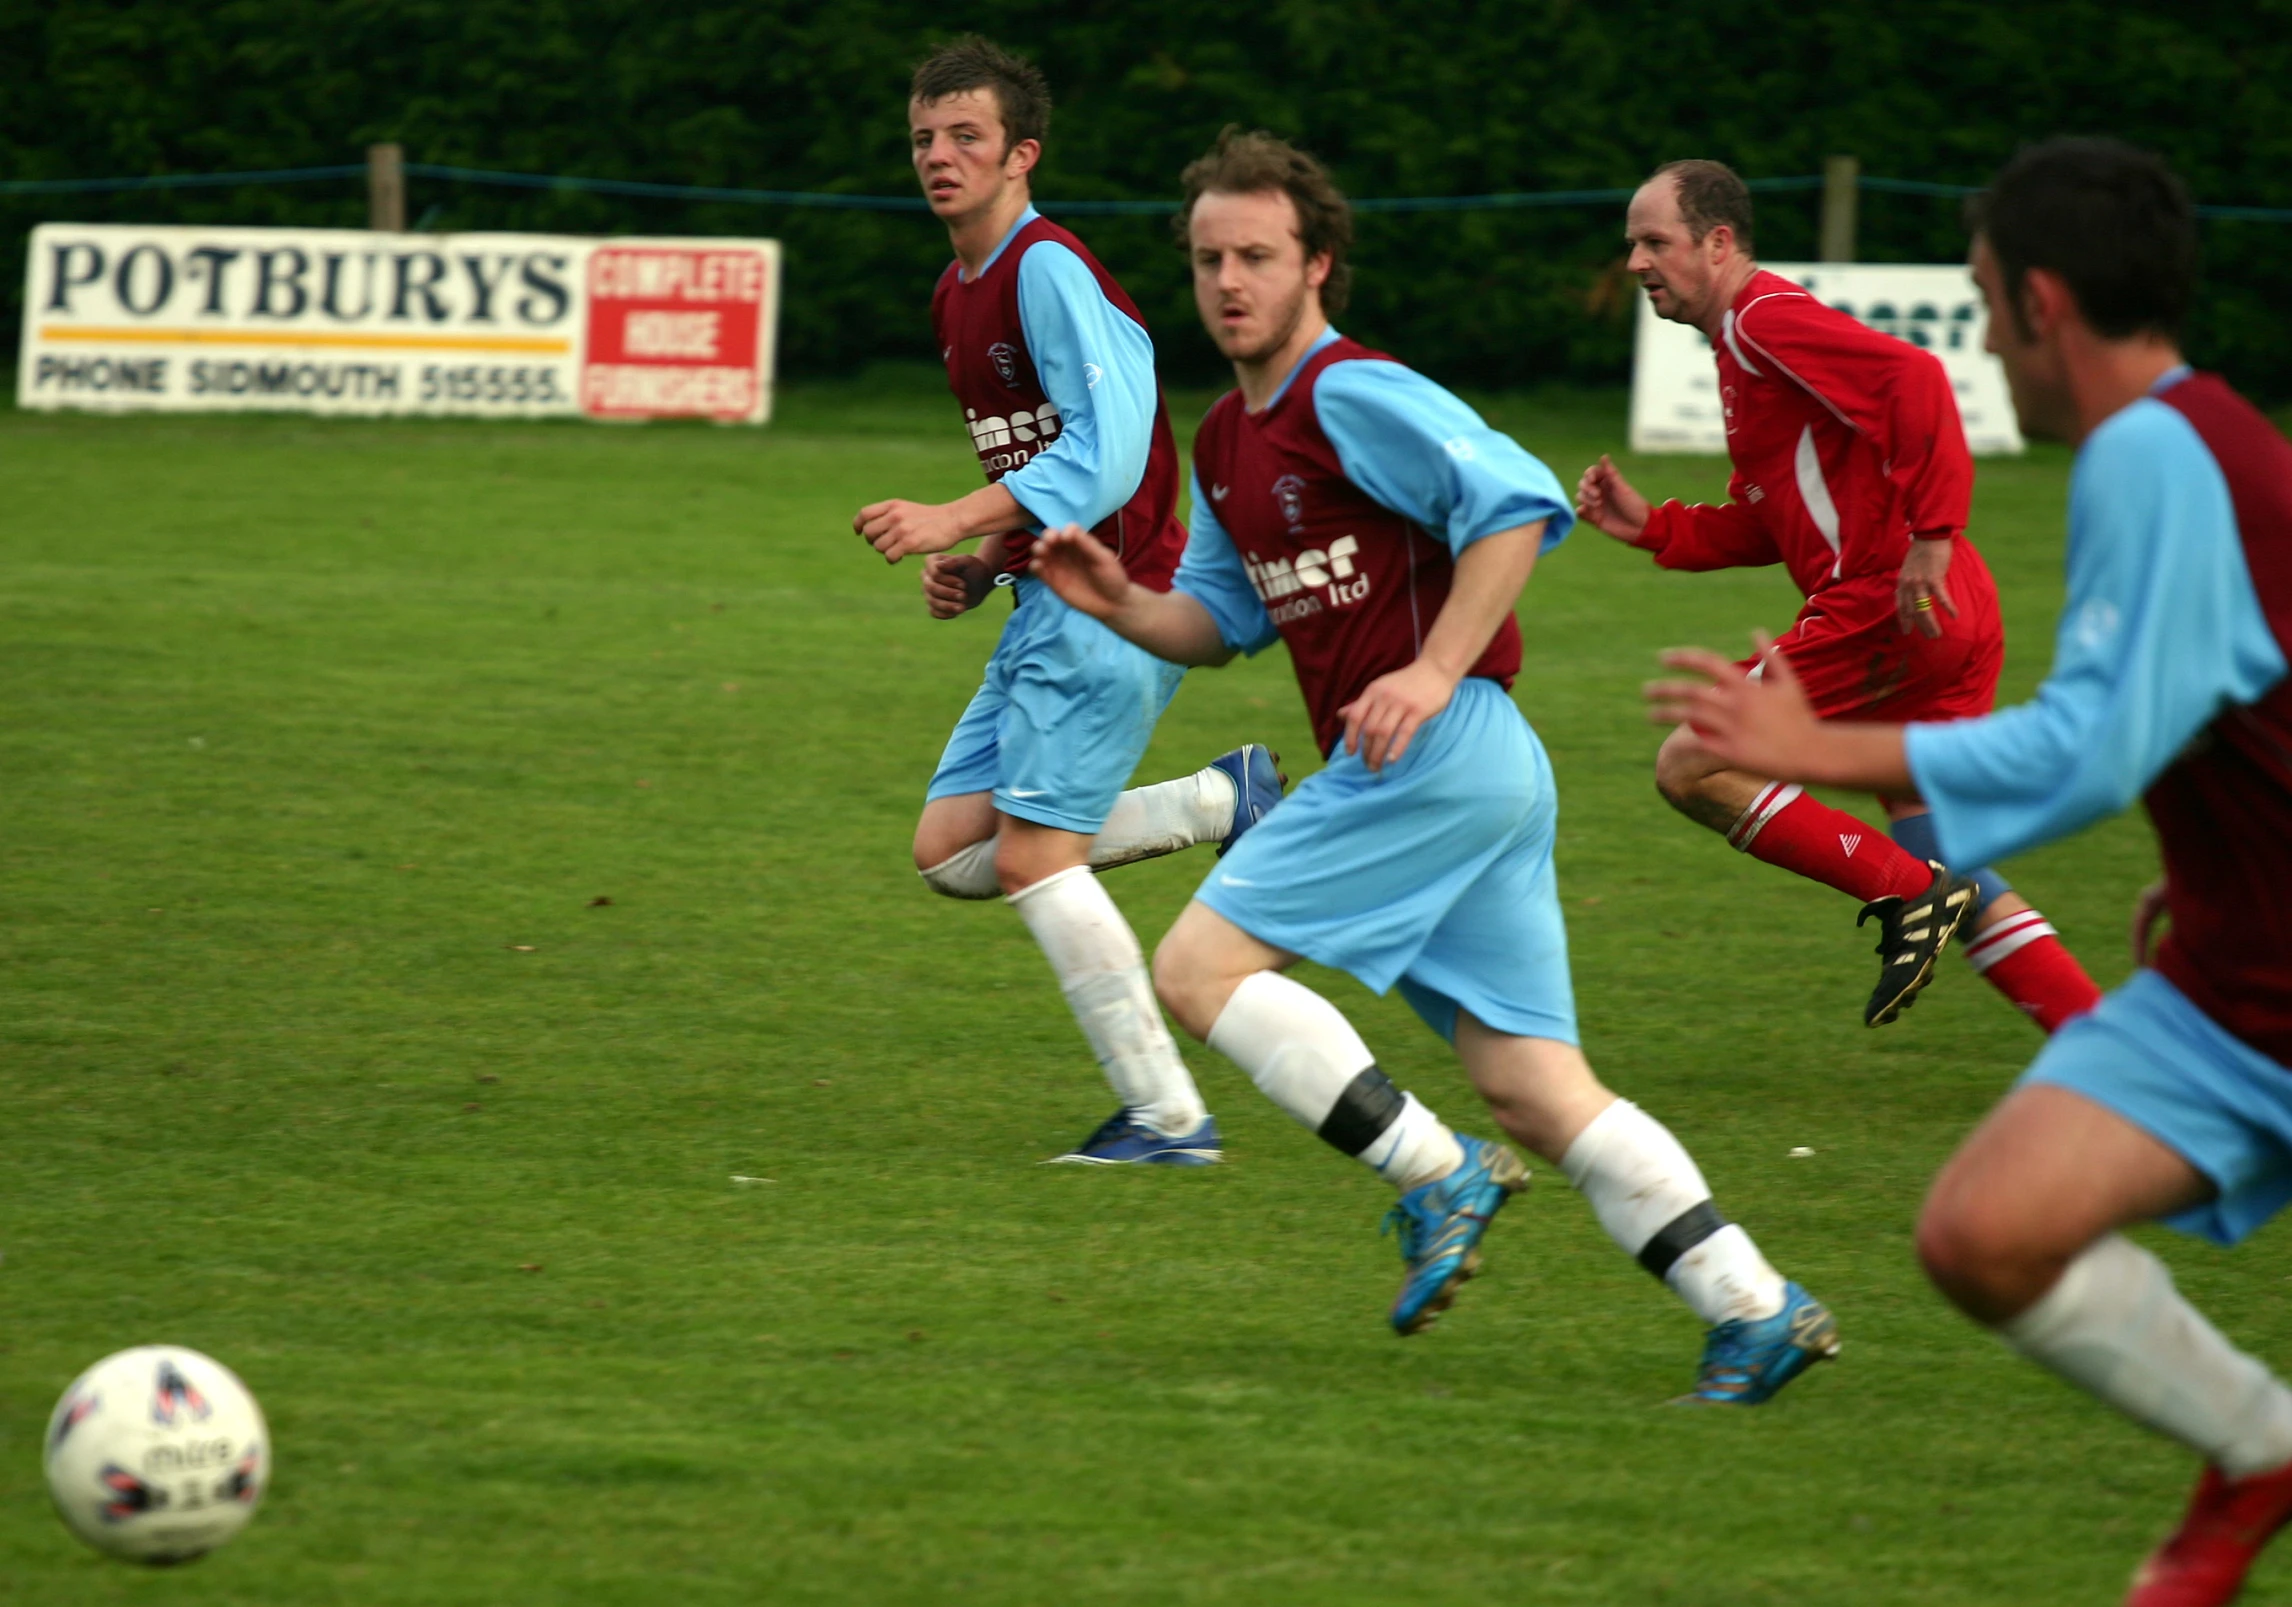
[
  {"x1": 1091, "y1": 766, "x2": 1238, "y2": 869},
  {"x1": 1006, "y1": 866, "x2": 1207, "y2": 1137},
  {"x1": 1560, "y1": 1099, "x2": 1787, "y2": 1324},
  {"x1": 917, "y1": 765, "x2": 1238, "y2": 899},
  {"x1": 2003, "y1": 1234, "x2": 2292, "y2": 1477},
  {"x1": 1206, "y1": 970, "x2": 1462, "y2": 1191},
  {"x1": 919, "y1": 839, "x2": 1000, "y2": 899}
]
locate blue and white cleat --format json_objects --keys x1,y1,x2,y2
[
  {"x1": 1209, "y1": 744, "x2": 1286, "y2": 857},
  {"x1": 1044, "y1": 1111, "x2": 1222, "y2": 1167},
  {"x1": 1381, "y1": 1135, "x2": 1531, "y2": 1335},
  {"x1": 1674, "y1": 1281, "x2": 1840, "y2": 1404}
]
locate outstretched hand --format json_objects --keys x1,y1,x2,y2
[
  {"x1": 1029, "y1": 524, "x2": 1132, "y2": 620},
  {"x1": 1575, "y1": 454, "x2": 1655, "y2": 547},
  {"x1": 1644, "y1": 633, "x2": 1826, "y2": 777},
  {"x1": 1338, "y1": 660, "x2": 1456, "y2": 773}
]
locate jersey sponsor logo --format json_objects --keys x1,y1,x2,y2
[
  {"x1": 965, "y1": 401, "x2": 1063, "y2": 475},
  {"x1": 1243, "y1": 535, "x2": 1368, "y2": 625},
  {"x1": 987, "y1": 342, "x2": 1019, "y2": 386}
]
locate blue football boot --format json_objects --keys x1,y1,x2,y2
[
  {"x1": 1043, "y1": 1111, "x2": 1222, "y2": 1167},
  {"x1": 1381, "y1": 1135, "x2": 1531, "y2": 1335},
  {"x1": 1209, "y1": 744, "x2": 1286, "y2": 856},
  {"x1": 1674, "y1": 1281, "x2": 1841, "y2": 1404}
]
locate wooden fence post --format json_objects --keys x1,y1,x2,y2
[
  {"x1": 367, "y1": 143, "x2": 405, "y2": 233},
  {"x1": 1820, "y1": 154, "x2": 1858, "y2": 262}
]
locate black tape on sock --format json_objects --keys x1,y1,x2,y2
[
  {"x1": 1637, "y1": 1200, "x2": 1728, "y2": 1280},
  {"x1": 1316, "y1": 1066, "x2": 1406, "y2": 1157}
]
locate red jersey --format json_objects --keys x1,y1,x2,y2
[
  {"x1": 1190, "y1": 336, "x2": 1522, "y2": 755},
  {"x1": 1637, "y1": 269, "x2": 2000, "y2": 638},
  {"x1": 930, "y1": 214, "x2": 1185, "y2": 590},
  {"x1": 2146, "y1": 373, "x2": 2292, "y2": 1064}
]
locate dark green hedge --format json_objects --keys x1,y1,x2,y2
[{"x1": 5, "y1": 0, "x2": 2289, "y2": 396}]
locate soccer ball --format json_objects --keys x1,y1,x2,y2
[{"x1": 43, "y1": 1345, "x2": 270, "y2": 1565}]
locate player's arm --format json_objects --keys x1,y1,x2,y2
[
  {"x1": 1577, "y1": 455, "x2": 1781, "y2": 571},
  {"x1": 998, "y1": 243, "x2": 1158, "y2": 532},
  {"x1": 1647, "y1": 405, "x2": 2287, "y2": 868},
  {"x1": 921, "y1": 531, "x2": 1015, "y2": 619},
  {"x1": 1315, "y1": 360, "x2": 1571, "y2": 767},
  {"x1": 1033, "y1": 471, "x2": 1269, "y2": 667},
  {"x1": 856, "y1": 481, "x2": 1025, "y2": 563}
]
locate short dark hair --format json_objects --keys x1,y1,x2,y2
[
  {"x1": 1966, "y1": 138, "x2": 2196, "y2": 341},
  {"x1": 1650, "y1": 159, "x2": 1755, "y2": 254},
  {"x1": 909, "y1": 36, "x2": 1051, "y2": 154},
  {"x1": 1176, "y1": 127, "x2": 1355, "y2": 315}
]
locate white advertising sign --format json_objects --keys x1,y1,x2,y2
[
  {"x1": 1628, "y1": 262, "x2": 2023, "y2": 455},
  {"x1": 17, "y1": 223, "x2": 781, "y2": 423}
]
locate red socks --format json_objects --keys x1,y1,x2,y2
[
  {"x1": 1963, "y1": 910, "x2": 2104, "y2": 1033},
  {"x1": 1727, "y1": 784, "x2": 1933, "y2": 904}
]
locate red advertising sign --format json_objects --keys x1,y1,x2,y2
[{"x1": 581, "y1": 243, "x2": 780, "y2": 423}]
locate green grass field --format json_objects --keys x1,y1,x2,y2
[{"x1": 2, "y1": 373, "x2": 2282, "y2": 1605}]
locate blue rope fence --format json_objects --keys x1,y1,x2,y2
[{"x1": 3, "y1": 161, "x2": 2289, "y2": 221}]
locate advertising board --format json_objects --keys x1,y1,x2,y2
[
  {"x1": 1627, "y1": 262, "x2": 2023, "y2": 455},
  {"x1": 16, "y1": 223, "x2": 781, "y2": 424}
]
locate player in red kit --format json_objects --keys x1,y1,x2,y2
[
  {"x1": 1036, "y1": 131, "x2": 1833, "y2": 1399},
  {"x1": 851, "y1": 40, "x2": 1284, "y2": 1166},
  {"x1": 1651, "y1": 140, "x2": 2292, "y2": 1607},
  {"x1": 1577, "y1": 161, "x2": 2102, "y2": 1032}
]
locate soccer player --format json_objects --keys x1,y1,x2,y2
[
  {"x1": 1648, "y1": 140, "x2": 2292, "y2": 1602},
  {"x1": 853, "y1": 39, "x2": 1283, "y2": 1166},
  {"x1": 1576, "y1": 161, "x2": 2102, "y2": 1032},
  {"x1": 1033, "y1": 128, "x2": 1834, "y2": 1400}
]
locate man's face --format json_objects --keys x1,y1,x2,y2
[
  {"x1": 1626, "y1": 179, "x2": 1722, "y2": 326},
  {"x1": 1188, "y1": 189, "x2": 1327, "y2": 364},
  {"x1": 909, "y1": 90, "x2": 1029, "y2": 222},
  {"x1": 1973, "y1": 234, "x2": 2072, "y2": 441}
]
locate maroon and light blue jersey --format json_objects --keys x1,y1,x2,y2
[
  {"x1": 930, "y1": 206, "x2": 1185, "y2": 590},
  {"x1": 1176, "y1": 329, "x2": 1572, "y2": 756},
  {"x1": 1907, "y1": 368, "x2": 2292, "y2": 1063}
]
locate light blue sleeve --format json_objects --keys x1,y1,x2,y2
[
  {"x1": 1173, "y1": 469, "x2": 1280, "y2": 655},
  {"x1": 1906, "y1": 399, "x2": 2289, "y2": 869},
  {"x1": 1001, "y1": 241, "x2": 1159, "y2": 531},
  {"x1": 1312, "y1": 360, "x2": 1575, "y2": 555}
]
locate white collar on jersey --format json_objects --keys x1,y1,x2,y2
[
  {"x1": 964, "y1": 205, "x2": 1041, "y2": 282},
  {"x1": 1256, "y1": 324, "x2": 1345, "y2": 414}
]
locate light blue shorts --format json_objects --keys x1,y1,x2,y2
[
  {"x1": 2022, "y1": 968, "x2": 2292, "y2": 1246},
  {"x1": 926, "y1": 577, "x2": 1186, "y2": 834},
  {"x1": 1196, "y1": 677, "x2": 1578, "y2": 1045}
]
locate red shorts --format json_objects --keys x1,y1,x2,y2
[{"x1": 1738, "y1": 552, "x2": 2004, "y2": 804}]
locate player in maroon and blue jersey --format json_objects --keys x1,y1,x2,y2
[
  {"x1": 1035, "y1": 129, "x2": 1832, "y2": 1393},
  {"x1": 1651, "y1": 141, "x2": 2292, "y2": 1602},
  {"x1": 850, "y1": 41, "x2": 1283, "y2": 1167},
  {"x1": 1578, "y1": 160, "x2": 2102, "y2": 1035}
]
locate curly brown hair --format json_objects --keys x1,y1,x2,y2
[{"x1": 1176, "y1": 126, "x2": 1354, "y2": 315}]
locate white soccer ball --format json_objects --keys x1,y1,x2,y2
[{"x1": 43, "y1": 1345, "x2": 270, "y2": 1565}]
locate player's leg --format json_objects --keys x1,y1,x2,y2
[
  {"x1": 917, "y1": 596, "x2": 1215, "y2": 1159},
  {"x1": 1885, "y1": 805, "x2": 2102, "y2": 1033},
  {"x1": 1153, "y1": 898, "x2": 1524, "y2": 1334},
  {"x1": 1917, "y1": 974, "x2": 2292, "y2": 1602}
]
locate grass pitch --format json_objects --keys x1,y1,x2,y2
[{"x1": 0, "y1": 374, "x2": 2280, "y2": 1605}]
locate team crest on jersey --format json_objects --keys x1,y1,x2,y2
[
  {"x1": 1271, "y1": 473, "x2": 1308, "y2": 531},
  {"x1": 151, "y1": 1359, "x2": 210, "y2": 1427},
  {"x1": 987, "y1": 342, "x2": 1019, "y2": 386}
]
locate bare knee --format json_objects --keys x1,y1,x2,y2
[
  {"x1": 1150, "y1": 929, "x2": 1224, "y2": 1041},
  {"x1": 1915, "y1": 1186, "x2": 2071, "y2": 1326},
  {"x1": 1653, "y1": 726, "x2": 1722, "y2": 813}
]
